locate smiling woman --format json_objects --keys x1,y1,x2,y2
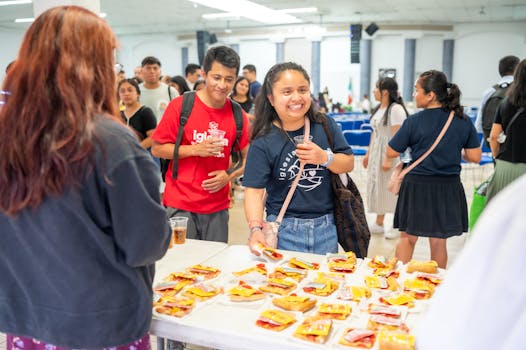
[{"x1": 243, "y1": 62, "x2": 355, "y2": 256}]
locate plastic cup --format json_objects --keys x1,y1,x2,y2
[
  {"x1": 293, "y1": 134, "x2": 313, "y2": 145},
  {"x1": 169, "y1": 216, "x2": 188, "y2": 244}
]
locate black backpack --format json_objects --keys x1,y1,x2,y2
[
  {"x1": 482, "y1": 82, "x2": 510, "y2": 140},
  {"x1": 161, "y1": 91, "x2": 244, "y2": 181}
]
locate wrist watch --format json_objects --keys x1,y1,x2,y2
[{"x1": 321, "y1": 148, "x2": 334, "y2": 167}]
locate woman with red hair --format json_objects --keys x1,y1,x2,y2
[{"x1": 0, "y1": 6, "x2": 170, "y2": 349}]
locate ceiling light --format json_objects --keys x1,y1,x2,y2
[
  {"x1": 280, "y1": 7, "x2": 317, "y2": 14},
  {"x1": 189, "y1": 0, "x2": 300, "y2": 24},
  {"x1": 14, "y1": 17, "x2": 34, "y2": 22},
  {"x1": 0, "y1": 0, "x2": 31, "y2": 6},
  {"x1": 15, "y1": 12, "x2": 106, "y2": 23}
]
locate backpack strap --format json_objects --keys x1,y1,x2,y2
[
  {"x1": 226, "y1": 98, "x2": 244, "y2": 175},
  {"x1": 168, "y1": 85, "x2": 173, "y2": 101},
  {"x1": 171, "y1": 91, "x2": 195, "y2": 179}
]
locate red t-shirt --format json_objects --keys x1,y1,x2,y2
[{"x1": 152, "y1": 94, "x2": 250, "y2": 214}]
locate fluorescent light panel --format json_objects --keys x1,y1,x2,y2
[
  {"x1": 0, "y1": 0, "x2": 31, "y2": 6},
  {"x1": 15, "y1": 12, "x2": 106, "y2": 23},
  {"x1": 189, "y1": 0, "x2": 300, "y2": 24},
  {"x1": 202, "y1": 7, "x2": 317, "y2": 20}
]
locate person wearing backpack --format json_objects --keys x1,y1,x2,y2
[
  {"x1": 152, "y1": 46, "x2": 250, "y2": 243},
  {"x1": 475, "y1": 55, "x2": 519, "y2": 147}
]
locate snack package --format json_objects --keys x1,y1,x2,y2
[
  {"x1": 272, "y1": 294, "x2": 317, "y2": 312},
  {"x1": 406, "y1": 260, "x2": 438, "y2": 274},
  {"x1": 255, "y1": 309, "x2": 296, "y2": 331},
  {"x1": 339, "y1": 328, "x2": 376, "y2": 348},
  {"x1": 293, "y1": 316, "x2": 332, "y2": 344}
]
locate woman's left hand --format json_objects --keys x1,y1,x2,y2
[
  {"x1": 295, "y1": 142, "x2": 327, "y2": 165},
  {"x1": 381, "y1": 158, "x2": 393, "y2": 171}
]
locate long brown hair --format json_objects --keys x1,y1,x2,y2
[{"x1": 0, "y1": 6, "x2": 119, "y2": 215}]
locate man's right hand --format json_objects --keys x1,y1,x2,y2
[{"x1": 193, "y1": 138, "x2": 224, "y2": 157}]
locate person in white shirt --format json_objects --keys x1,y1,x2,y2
[
  {"x1": 416, "y1": 173, "x2": 526, "y2": 350},
  {"x1": 138, "y1": 56, "x2": 178, "y2": 124},
  {"x1": 185, "y1": 63, "x2": 202, "y2": 90}
]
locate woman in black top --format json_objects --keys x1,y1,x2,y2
[
  {"x1": 231, "y1": 76, "x2": 255, "y2": 122},
  {"x1": 487, "y1": 59, "x2": 526, "y2": 201},
  {"x1": 118, "y1": 78, "x2": 157, "y2": 149},
  {"x1": 386, "y1": 70, "x2": 481, "y2": 268}
]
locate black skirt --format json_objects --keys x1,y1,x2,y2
[{"x1": 393, "y1": 174, "x2": 467, "y2": 238}]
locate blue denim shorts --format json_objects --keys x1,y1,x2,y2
[{"x1": 266, "y1": 213, "x2": 338, "y2": 255}]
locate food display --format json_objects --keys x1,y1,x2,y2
[{"x1": 153, "y1": 248, "x2": 444, "y2": 349}]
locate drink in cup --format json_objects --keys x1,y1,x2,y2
[
  {"x1": 169, "y1": 216, "x2": 188, "y2": 244},
  {"x1": 293, "y1": 134, "x2": 313, "y2": 145}
]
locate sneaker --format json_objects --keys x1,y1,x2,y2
[
  {"x1": 369, "y1": 223, "x2": 385, "y2": 235},
  {"x1": 385, "y1": 228, "x2": 400, "y2": 240}
]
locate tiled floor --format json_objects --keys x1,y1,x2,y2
[{"x1": 1, "y1": 160, "x2": 492, "y2": 350}]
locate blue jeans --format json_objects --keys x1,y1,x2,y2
[{"x1": 267, "y1": 213, "x2": 338, "y2": 254}]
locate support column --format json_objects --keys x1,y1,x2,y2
[
  {"x1": 275, "y1": 42, "x2": 284, "y2": 63},
  {"x1": 403, "y1": 39, "x2": 416, "y2": 102},
  {"x1": 360, "y1": 39, "x2": 372, "y2": 101},
  {"x1": 311, "y1": 40, "x2": 321, "y2": 96},
  {"x1": 230, "y1": 43, "x2": 240, "y2": 54},
  {"x1": 181, "y1": 47, "x2": 188, "y2": 73},
  {"x1": 442, "y1": 39, "x2": 454, "y2": 80},
  {"x1": 33, "y1": 0, "x2": 100, "y2": 16}
]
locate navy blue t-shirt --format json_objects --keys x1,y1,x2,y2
[
  {"x1": 389, "y1": 108, "x2": 479, "y2": 175},
  {"x1": 243, "y1": 117, "x2": 353, "y2": 218}
]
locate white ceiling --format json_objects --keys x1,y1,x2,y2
[{"x1": 1, "y1": 0, "x2": 525, "y2": 36}]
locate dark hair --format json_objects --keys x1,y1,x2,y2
[
  {"x1": 170, "y1": 75, "x2": 190, "y2": 95},
  {"x1": 5, "y1": 60, "x2": 16, "y2": 74},
  {"x1": 0, "y1": 6, "x2": 118, "y2": 215},
  {"x1": 185, "y1": 63, "x2": 201, "y2": 76},
  {"x1": 498, "y1": 55, "x2": 520, "y2": 77},
  {"x1": 231, "y1": 76, "x2": 251, "y2": 101},
  {"x1": 252, "y1": 62, "x2": 323, "y2": 140},
  {"x1": 141, "y1": 56, "x2": 161, "y2": 67},
  {"x1": 193, "y1": 79, "x2": 205, "y2": 91},
  {"x1": 243, "y1": 64, "x2": 256, "y2": 73},
  {"x1": 117, "y1": 78, "x2": 141, "y2": 95},
  {"x1": 507, "y1": 59, "x2": 526, "y2": 108},
  {"x1": 203, "y1": 46, "x2": 240, "y2": 76},
  {"x1": 370, "y1": 77, "x2": 409, "y2": 125},
  {"x1": 418, "y1": 70, "x2": 465, "y2": 118}
]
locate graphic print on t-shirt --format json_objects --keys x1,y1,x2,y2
[
  {"x1": 278, "y1": 150, "x2": 324, "y2": 191},
  {"x1": 191, "y1": 121, "x2": 229, "y2": 158}
]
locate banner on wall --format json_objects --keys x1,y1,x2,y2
[{"x1": 347, "y1": 77, "x2": 353, "y2": 105}]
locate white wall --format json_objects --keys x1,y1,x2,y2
[
  {"x1": 415, "y1": 34, "x2": 443, "y2": 79},
  {"x1": 0, "y1": 29, "x2": 25, "y2": 82},
  {"x1": 453, "y1": 22, "x2": 526, "y2": 107},
  {"x1": 238, "y1": 40, "x2": 276, "y2": 81}
]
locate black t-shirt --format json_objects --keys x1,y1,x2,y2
[
  {"x1": 389, "y1": 108, "x2": 479, "y2": 175},
  {"x1": 120, "y1": 106, "x2": 157, "y2": 140},
  {"x1": 243, "y1": 117, "x2": 353, "y2": 218},
  {"x1": 494, "y1": 97, "x2": 526, "y2": 163}
]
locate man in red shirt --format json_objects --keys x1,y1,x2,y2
[{"x1": 152, "y1": 46, "x2": 250, "y2": 242}]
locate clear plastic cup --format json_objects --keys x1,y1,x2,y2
[
  {"x1": 169, "y1": 217, "x2": 188, "y2": 244},
  {"x1": 293, "y1": 134, "x2": 313, "y2": 145}
]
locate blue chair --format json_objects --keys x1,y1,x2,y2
[
  {"x1": 343, "y1": 130, "x2": 371, "y2": 147},
  {"x1": 360, "y1": 123, "x2": 373, "y2": 131}
]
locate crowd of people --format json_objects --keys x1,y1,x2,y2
[{"x1": 1, "y1": 4, "x2": 525, "y2": 350}]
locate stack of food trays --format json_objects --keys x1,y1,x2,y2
[{"x1": 153, "y1": 247, "x2": 444, "y2": 350}]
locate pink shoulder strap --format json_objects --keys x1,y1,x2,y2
[{"x1": 275, "y1": 117, "x2": 311, "y2": 224}]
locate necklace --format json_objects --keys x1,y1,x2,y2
[{"x1": 282, "y1": 130, "x2": 296, "y2": 146}]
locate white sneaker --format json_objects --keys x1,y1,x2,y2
[
  {"x1": 385, "y1": 228, "x2": 400, "y2": 240},
  {"x1": 369, "y1": 223, "x2": 385, "y2": 235}
]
